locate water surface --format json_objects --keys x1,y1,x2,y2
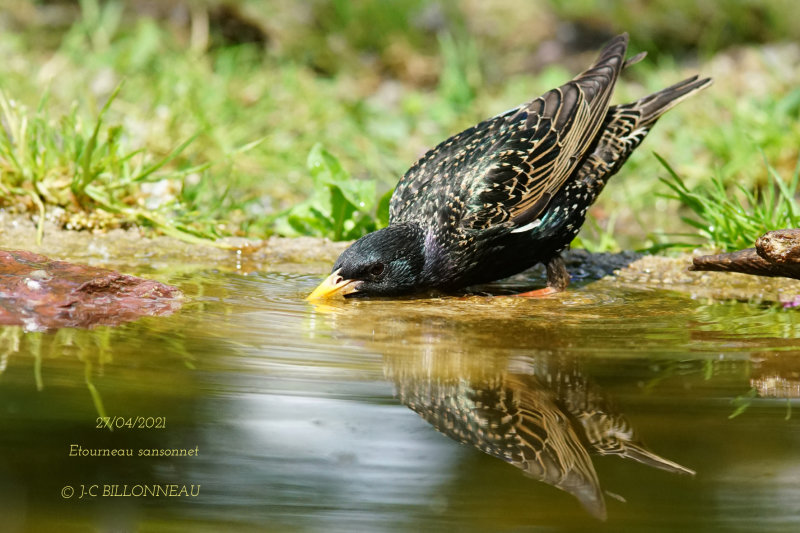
[{"x1": 1, "y1": 268, "x2": 799, "y2": 532}]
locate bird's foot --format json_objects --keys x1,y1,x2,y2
[
  {"x1": 514, "y1": 286, "x2": 561, "y2": 298},
  {"x1": 514, "y1": 255, "x2": 569, "y2": 297}
]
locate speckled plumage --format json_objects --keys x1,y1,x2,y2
[
  {"x1": 398, "y1": 373, "x2": 605, "y2": 517},
  {"x1": 392, "y1": 360, "x2": 694, "y2": 519},
  {"x1": 312, "y1": 33, "x2": 711, "y2": 298}
]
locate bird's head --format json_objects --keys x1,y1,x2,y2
[{"x1": 307, "y1": 224, "x2": 427, "y2": 299}]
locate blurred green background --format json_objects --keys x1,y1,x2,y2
[{"x1": 1, "y1": 0, "x2": 799, "y2": 250}]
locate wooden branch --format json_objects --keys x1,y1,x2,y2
[
  {"x1": 690, "y1": 229, "x2": 800, "y2": 280},
  {"x1": 756, "y1": 229, "x2": 800, "y2": 264}
]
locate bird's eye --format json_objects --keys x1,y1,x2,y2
[{"x1": 368, "y1": 262, "x2": 385, "y2": 278}]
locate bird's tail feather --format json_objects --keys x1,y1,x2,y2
[
  {"x1": 620, "y1": 442, "x2": 697, "y2": 475},
  {"x1": 632, "y1": 75, "x2": 713, "y2": 127}
]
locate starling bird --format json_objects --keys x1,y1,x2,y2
[{"x1": 308, "y1": 33, "x2": 711, "y2": 299}]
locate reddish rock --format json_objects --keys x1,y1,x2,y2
[{"x1": 0, "y1": 249, "x2": 182, "y2": 331}]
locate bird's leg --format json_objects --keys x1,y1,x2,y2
[{"x1": 516, "y1": 254, "x2": 570, "y2": 297}]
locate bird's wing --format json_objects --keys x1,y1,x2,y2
[
  {"x1": 457, "y1": 34, "x2": 630, "y2": 231},
  {"x1": 388, "y1": 110, "x2": 514, "y2": 225},
  {"x1": 575, "y1": 75, "x2": 713, "y2": 195}
]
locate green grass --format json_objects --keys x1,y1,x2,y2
[
  {"x1": 571, "y1": 213, "x2": 621, "y2": 253},
  {"x1": 549, "y1": 0, "x2": 800, "y2": 57},
  {"x1": 0, "y1": 2, "x2": 487, "y2": 243},
  {"x1": 0, "y1": 2, "x2": 799, "y2": 251},
  {"x1": 0, "y1": 85, "x2": 247, "y2": 246},
  {"x1": 272, "y1": 143, "x2": 390, "y2": 240},
  {"x1": 657, "y1": 153, "x2": 800, "y2": 251}
]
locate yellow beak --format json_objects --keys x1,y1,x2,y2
[{"x1": 306, "y1": 269, "x2": 361, "y2": 300}]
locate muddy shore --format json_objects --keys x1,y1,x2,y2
[{"x1": 2, "y1": 213, "x2": 799, "y2": 303}]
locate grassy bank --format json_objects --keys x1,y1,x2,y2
[{"x1": 1, "y1": 1, "x2": 798, "y2": 251}]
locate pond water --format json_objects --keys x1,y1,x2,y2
[{"x1": 1, "y1": 265, "x2": 799, "y2": 532}]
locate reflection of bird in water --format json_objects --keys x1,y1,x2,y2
[
  {"x1": 388, "y1": 355, "x2": 693, "y2": 520},
  {"x1": 555, "y1": 371, "x2": 695, "y2": 475},
  {"x1": 398, "y1": 373, "x2": 606, "y2": 518}
]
